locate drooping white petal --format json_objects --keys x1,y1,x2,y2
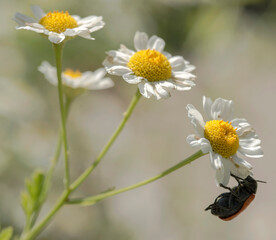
[
  {"x1": 186, "y1": 135, "x2": 211, "y2": 154},
  {"x1": 77, "y1": 29, "x2": 95, "y2": 40},
  {"x1": 31, "y1": 5, "x2": 45, "y2": 19},
  {"x1": 155, "y1": 83, "x2": 170, "y2": 99},
  {"x1": 48, "y1": 32, "x2": 65, "y2": 44},
  {"x1": 134, "y1": 31, "x2": 148, "y2": 51},
  {"x1": 147, "y1": 35, "x2": 165, "y2": 52},
  {"x1": 186, "y1": 104, "x2": 205, "y2": 136},
  {"x1": 232, "y1": 154, "x2": 253, "y2": 170},
  {"x1": 210, "y1": 98, "x2": 234, "y2": 121},
  {"x1": 218, "y1": 158, "x2": 231, "y2": 185},
  {"x1": 138, "y1": 82, "x2": 153, "y2": 99},
  {"x1": 123, "y1": 73, "x2": 143, "y2": 84}
]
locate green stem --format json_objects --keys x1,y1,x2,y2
[
  {"x1": 68, "y1": 150, "x2": 205, "y2": 205},
  {"x1": 70, "y1": 89, "x2": 142, "y2": 191},
  {"x1": 29, "y1": 97, "x2": 73, "y2": 228},
  {"x1": 21, "y1": 190, "x2": 71, "y2": 240},
  {"x1": 53, "y1": 43, "x2": 70, "y2": 190}
]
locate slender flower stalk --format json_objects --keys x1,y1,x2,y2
[
  {"x1": 43, "y1": 96, "x2": 73, "y2": 198},
  {"x1": 20, "y1": 97, "x2": 74, "y2": 236},
  {"x1": 53, "y1": 43, "x2": 71, "y2": 190},
  {"x1": 70, "y1": 88, "x2": 142, "y2": 191},
  {"x1": 68, "y1": 150, "x2": 205, "y2": 205}
]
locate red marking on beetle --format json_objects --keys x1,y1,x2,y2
[{"x1": 220, "y1": 194, "x2": 255, "y2": 221}]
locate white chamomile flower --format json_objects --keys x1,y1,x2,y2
[
  {"x1": 13, "y1": 5, "x2": 105, "y2": 44},
  {"x1": 103, "y1": 31, "x2": 196, "y2": 100},
  {"x1": 38, "y1": 61, "x2": 114, "y2": 91},
  {"x1": 186, "y1": 96, "x2": 263, "y2": 186}
]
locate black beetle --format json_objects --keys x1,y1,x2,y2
[{"x1": 205, "y1": 174, "x2": 265, "y2": 221}]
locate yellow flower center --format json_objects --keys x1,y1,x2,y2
[
  {"x1": 63, "y1": 69, "x2": 82, "y2": 78},
  {"x1": 127, "y1": 49, "x2": 172, "y2": 82},
  {"x1": 39, "y1": 11, "x2": 78, "y2": 33},
  {"x1": 204, "y1": 120, "x2": 239, "y2": 158}
]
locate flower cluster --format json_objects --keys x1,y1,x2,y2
[{"x1": 13, "y1": 5, "x2": 263, "y2": 188}]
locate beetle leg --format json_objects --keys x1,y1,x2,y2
[{"x1": 220, "y1": 184, "x2": 240, "y2": 198}]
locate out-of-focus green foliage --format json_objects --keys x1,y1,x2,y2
[{"x1": 0, "y1": 227, "x2": 13, "y2": 240}]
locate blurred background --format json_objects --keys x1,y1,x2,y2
[{"x1": 0, "y1": 0, "x2": 276, "y2": 239}]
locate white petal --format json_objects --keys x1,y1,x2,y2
[
  {"x1": 172, "y1": 71, "x2": 196, "y2": 80},
  {"x1": 77, "y1": 16, "x2": 103, "y2": 28},
  {"x1": 105, "y1": 65, "x2": 132, "y2": 76},
  {"x1": 88, "y1": 24, "x2": 105, "y2": 33},
  {"x1": 38, "y1": 61, "x2": 58, "y2": 86},
  {"x1": 238, "y1": 145, "x2": 264, "y2": 158},
  {"x1": 90, "y1": 68, "x2": 106, "y2": 80},
  {"x1": 185, "y1": 64, "x2": 196, "y2": 73},
  {"x1": 119, "y1": 44, "x2": 135, "y2": 56},
  {"x1": 155, "y1": 83, "x2": 170, "y2": 99},
  {"x1": 186, "y1": 104, "x2": 205, "y2": 136},
  {"x1": 158, "y1": 81, "x2": 176, "y2": 89},
  {"x1": 134, "y1": 31, "x2": 148, "y2": 51},
  {"x1": 13, "y1": 12, "x2": 36, "y2": 26},
  {"x1": 232, "y1": 118, "x2": 257, "y2": 139},
  {"x1": 147, "y1": 35, "x2": 165, "y2": 52},
  {"x1": 77, "y1": 28, "x2": 95, "y2": 40},
  {"x1": 210, "y1": 97, "x2": 234, "y2": 121},
  {"x1": 31, "y1": 5, "x2": 45, "y2": 19},
  {"x1": 216, "y1": 161, "x2": 230, "y2": 186},
  {"x1": 186, "y1": 135, "x2": 211, "y2": 154},
  {"x1": 239, "y1": 138, "x2": 261, "y2": 148},
  {"x1": 138, "y1": 82, "x2": 153, "y2": 99},
  {"x1": 123, "y1": 73, "x2": 143, "y2": 84},
  {"x1": 212, "y1": 153, "x2": 223, "y2": 170},
  {"x1": 48, "y1": 32, "x2": 65, "y2": 44},
  {"x1": 232, "y1": 154, "x2": 252, "y2": 170},
  {"x1": 16, "y1": 25, "x2": 45, "y2": 33},
  {"x1": 203, "y1": 96, "x2": 213, "y2": 121},
  {"x1": 169, "y1": 56, "x2": 196, "y2": 73},
  {"x1": 169, "y1": 56, "x2": 186, "y2": 71},
  {"x1": 162, "y1": 51, "x2": 172, "y2": 59},
  {"x1": 168, "y1": 79, "x2": 195, "y2": 91},
  {"x1": 86, "y1": 77, "x2": 114, "y2": 90},
  {"x1": 106, "y1": 50, "x2": 131, "y2": 65}
]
